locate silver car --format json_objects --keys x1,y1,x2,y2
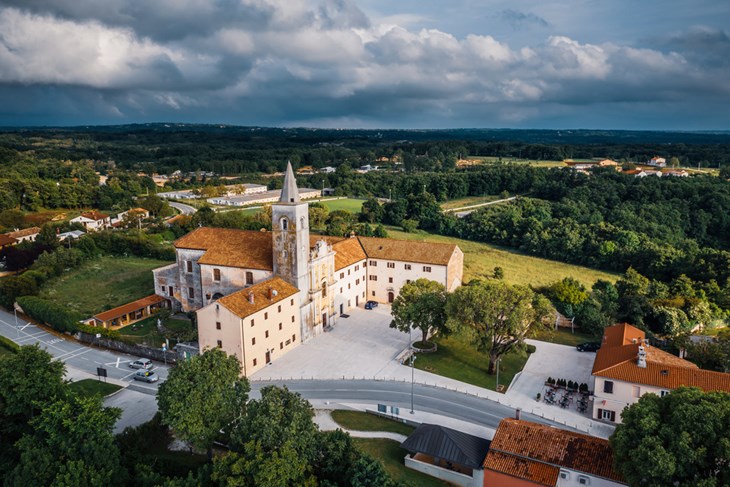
[
  {"x1": 133, "y1": 370, "x2": 158, "y2": 383},
  {"x1": 129, "y1": 358, "x2": 153, "y2": 370}
]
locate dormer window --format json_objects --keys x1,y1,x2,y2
[{"x1": 281, "y1": 218, "x2": 288, "y2": 230}]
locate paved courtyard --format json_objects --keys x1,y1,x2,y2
[{"x1": 251, "y1": 304, "x2": 412, "y2": 381}]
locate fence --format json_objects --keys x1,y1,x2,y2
[{"x1": 76, "y1": 331, "x2": 178, "y2": 364}]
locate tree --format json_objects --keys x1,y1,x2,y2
[
  {"x1": 359, "y1": 198, "x2": 383, "y2": 223},
  {"x1": 446, "y1": 280, "x2": 553, "y2": 374},
  {"x1": 191, "y1": 206, "x2": 215, "y2": 227},
  {"x1": 157, "y1": 348, "x2": 250, "y2": 459},
  {"x1": 390, "y1": 278, "x2": 448, "y2": 345},
  {"x1": 373, "y1": 224, "x2": 388, "y2": 238},
  {"x1": 669, "y1": 156, "x2": 681, "y2": 168},
  {"x1": 611, "y1": 387, "x2": 730, "y2": 486},
  {"x1": 308, "y1": 202, "x2": 329, "y2": 228},
  {"x1": 401, "y1": 218, "x2": 418, "y2": 232},
  {"x1": 7, "y1": 395, "x2": 123, "y2": 487},
  {"x1": 492, "y1": 266, "x2": 504, "y2": 279}
]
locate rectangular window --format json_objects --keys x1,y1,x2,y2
[
  {"x1": 603, "y1": 380, "x2": 614, "y2": 394},
  {"x1": 168, "y1": 287, "x2": 173, "y2": 297},
  {"x1": 292, "y1": 334, "x2": 296, "y2": 342},
  {"x1": 245, "y1": 271, "x2": 253, "y2": 285},
  {"x1": 290, "y1": 298, "x2": 294, "y2": 306},
  {"x1": 578, "y1": 475, "x2": 590, "y2": 485},
  {"x1": 370, "y1": 260, "x2": 377, "y2": 266},
  {"x1": 188, "y1": 287, "x2": 194, "y2": 299},
  {"x1": 278, "y1": 305, "x2": 281, "y2": 313},
  {"x1": 265, "y1": 331, "x2": 269, "y2": 338},
  {"x1": 264, "y1": 312, "x2": 268, "y2": 319},
  {"x1": 213, "y1": 268, "x2": 221, "y2": 281},
  {"x1": 216, "y1": 340, "x2": 222, "y2": 348},
  {"x1": 252, "y1": 337, "x2": 256, "y2": 345},
  {"x1": 355, "y1": 265, "x2": 359, "y2": 271},
  {"x1": 389, "y1": 277, "x2": 393, "y2": 283},
  {"x1": 423, "y1": 266, "x2": 431, "y2": 272},
  {"x1": 251, "y1": 319, "x2": 255, "y2": 327},
  {"x1": 356, "y1": 279, "x2": 359, "y2": 285},
  {"x1": 348, "y1": 269, "x2": 351, "y2": 275},
  {"x1": 406, "y1": 279, "x2": 411, "y2": 284},
  {"x1": 340, "y1": 272, "x2": 344, "y2": 279},
  {"x1": 371, "y1": 291, "x2": 375, "y2": 296},
  {"x1": 285, "y1": 339, "x2": 291, "y2": 346},
  {"x1": 601, "y1": 409, "x2": 616, "y2": 422},
  {"x1": 363, "y1": 262, "x2": 367, "y2": 267},
  {"x1": 632, "y1": 386, "x2": 641, "y2": 398},
  {"x1": 340, "y1": 287, "x2": 343, "y2": 293},
  {"x1": 186, "y1": 260, "x2": 193, "y2": 273},
  {"x1": 253, "y1": 358, "x2": 257, "y2": 366},
  {"x1": 291, "y1": 316, "x2": 295, "y2": 323},
  {"x1": 279, "y1": 323, "x2": 282, "y2": 330},
  {"x1": 216, "y1": 322, "x2": 221, "y2": 330},
  {"x1": 660, "y1": 390, "x2": 670, "y2": 397},
  {"x1": 280, "y1": 342, "x2": 283, "y2": 349},
  {"x1": 559, "y1": 471, "x2": 569, "y2": 480},
  {"x1": 369, "y1": 275, "x2": 377, "y2": 281},
  {"x1": 387, "y1": 262, "x2": 395, "y2": 268},
  {"x1": 405, "y1": 264, "x2": 411, "y2": 270},
  {"x1": 161, "y1": 285, "x2": 166, "y2": 292}
]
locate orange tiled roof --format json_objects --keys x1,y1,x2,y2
[
  {"x1": 593, "y1": 323, "x2": 730, "y2": 392},
  {"x1": 218, "y1": 277, "x2": 299, "y2": 318},
  {"x1": 485, "y1": 419, "x2": 625, "y2": 483},
  {"x1": 484, "y1": 450, "x2": 559, "y2": 486},
  {"x1": 358, "y1": 236, "x2": 458, "y2": 266},
  {"x1": 0, "y1": 234, "x2": 17, "y2": 246},
  {"x1": 174, "y1": 227, "x2": 274, "y2": 270},
  {"x1": 94, "y1": 294, "x2": 166, "y2": 322},
  {"x1": 6, "y1": 227, "x2": 40, "y2": 239},
  {"x1": 80, "y1": 210, "x2": 109, "y2": 221},
  {"x1": 332, "y1": 237, "x2": 367, "y2": 270}
]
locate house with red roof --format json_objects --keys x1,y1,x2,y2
[
  {"x1": 591, "y1": 323, "x2": 730, "y2": 424},
  {"x1": 70, "y1": 210, "x2": 111, "y2": 231}
]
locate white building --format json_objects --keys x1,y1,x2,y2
[
  {"x1": 592, "y1": 323, "x2": 730, "y2": 424},
  {"x1": 70, "y1": 211, "x2": 111, "y2": 231},
  {"x1": 5, "y1": 227, "x2": 40, "y2": 243},
  {"x1": 152, "y1": 162, "x2": 463, "y2": 375},
  {"x1": 158, "y1": 190, "x2": 199, "y2": 200},
  {"x1": 319, "y1": 166, "x2": 336, "y2": 173},
  {"x1": 206, "y1": 187, "x2": 320, "y2": 207},
  {"x1": 647, "y1": 156, "x2": 667, "y2": 167}
]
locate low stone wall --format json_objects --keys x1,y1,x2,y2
[{"x1": 76, "y1": 332, "x2": 178, "y2": 365}]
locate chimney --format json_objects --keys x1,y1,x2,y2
[
  {"x1": 637, "y1": 345, "x2": 647, "y2": 368},
  {"x1": 268, "y1": 287, "x2": 273, "y2": 300},
  {"x1": 515, "y1": 408, "x2": 521, "y2": 420},
  {"x1": 248, "y1": 292, "x2": 254, "y2": 304}
]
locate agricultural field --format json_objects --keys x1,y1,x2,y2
[
  {"x1": 385, "y1": 228, "x2": 617, "y2": 288},
  {"x1": 38, "y1": 256, "x2": 172, "y2": 317},
  {"x1": 317, "y1": 197, "x2": 365, "y2": 213}
]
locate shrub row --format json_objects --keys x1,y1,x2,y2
[
  {"x1": 0, "y1": 335, "x2": 19, "y2": 353},
  {"x1": 16, "y1": 296, "x2": 83, "y2": 334},
  {"x1": 77, "y1": 323, "x2": 121, "y2": 340},
  {"x1": 545, "y1": 377, "x2": 590, "y2": 392}
]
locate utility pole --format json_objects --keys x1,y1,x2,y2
[{"x1": 410, "y1": 354, "x2": 417, "y2": 414}]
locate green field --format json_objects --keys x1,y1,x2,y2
[
  {"x1": 414, "y1": 334, "x2": 528, "y2": 391},
  {"x1": 331, "y1": 410, "x2": 415, "y2": 436},
  {"x1": 317, "y1": 198, "x2": 365, "y2": 213},
  {"x1": 532, "y1": 327, "x2": 596, "y2": 346},
  {"x1": 441, "y1": 195, "x2": 501, "y2": 210},
  {"x1": 69, "y1": 378, "x2": 122, "y2": 398},
  {"x1": 385, "y1": 228, "x2": 617, "y2": 288},
  {"x1": 353, "y1": 438, "x2": 449, "y2": 487},
  {"x1": 39, "y1": 256, "x2": 172, "y2": 317}
]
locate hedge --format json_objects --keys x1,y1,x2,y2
[
  {"x1": 0, "y1": 335, "x2": 19, "y2": 353},
  {"x1": 16, "y1": 296, "x2": 83, "y2": 333},
  {"x1": 77, "y1": 323, "x2": 121, "y2": 340}
]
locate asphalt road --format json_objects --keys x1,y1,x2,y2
[
  {"x1": 0, "y1": 307, "x2": 168, "y2": 395},
  {"x1": 169, "y1": 201, "x2": 197, "y2": 215}
]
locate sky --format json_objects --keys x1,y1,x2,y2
[{"x1": 1, "y1": 0, "x2": 729, "y2": 129}]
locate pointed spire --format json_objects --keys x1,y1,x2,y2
[{"x1": 280, "y1": 161, "x2": 300, "y2": 203}]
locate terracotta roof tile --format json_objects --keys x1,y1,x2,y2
[
  {"x1": 6, "y1": 227, "x2": 40, "y2": 239},
  {"x1": 94, "y1": 294, "x2": 166, "y2": 322},
  {"x1": 80, "y1": 210, "x2": 109, "y2": 221},
  {"x1": 602, "y1": 323, "x2": 645, "y2": 347},
  {"x1": 358, "y1": 236, "x2": 458, "y2": 266},
  {"x1": 0, "y1": 234, "x2": 17, "y2": 246},
  {"x1": 484, "y1": 450, "x2": 559, "y2": 486},
  {"x1": 174, "y1": 227, "x2": 274, "y2": 270},
  {"x1": 218, "y1": 277, "x2": 299, "y2": 318},
  {"x1": 486, "y1": 419, "x2": 625, "y2": 483},
  {"x1": 332, "y1": 237, "x2": 367, "y2": 270}
]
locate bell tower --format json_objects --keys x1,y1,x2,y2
[{"x1": 272, "y1": 161, "x2": 310, "y2": 298}]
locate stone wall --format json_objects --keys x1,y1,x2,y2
[{"x1": 76, "y1": 332, "x2": 178, "y2": 365}]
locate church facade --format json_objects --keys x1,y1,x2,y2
[{"x1": 152, "y1": 162, "x2": 463, "y2": 375}]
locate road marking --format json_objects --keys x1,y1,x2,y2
[
  {"x1": 116, "y1": 357, "x2": 120, "y2": 368},
  {"x1": 20, "y1": 323, "x2": 32, "y2": 331},
  {"x1": 54, "y1": 347, "x2": 93, "y2": 361},
  {"x1": 47, "y1": 338, "x2": 64, "y2": 345}
]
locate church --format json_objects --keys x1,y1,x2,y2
[{"x1": 153, "y1": 162, "x2": 463, "y2": 375}]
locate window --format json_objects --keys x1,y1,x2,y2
[
  {"x1": 290, "y1": 299, "x2": 294, "y2": 306},
  {"x1": 389, "y1": 277, "x2": 393, "y2": 283},
  {"x1": 161, "y1": 285, "x2": 166, "y2": 292},
  {"x1": 251, "y1": 319, "x2": 255, "y2": 327},
  {"x1": 370, "y1": 260, "x2": 377, "y2": 266},
  {"x1": 213, "y1": 268, "x2": 221, "y2": 281},
  {"x1": 363, "y1": 262, "x2": 367, "y2": 267},
  {"x1": 632, "y1": 386, "x2": 641, "y2": 398},
  {"x1": 252, "y1": 337, "x2": 256, "y2": 345},
  {"x1": 660, "y1": 390, "x2": 670, "y2": 397},
  {"x1": 246, "y1": 271, "x2": 253, "y2": 285},
  {"x1": 280, "y1": 342, "x2": 283, "y2": 349},
  {"x1": 372, "y1": 291, "x2": 375, "y2": 296},
  {"x1": 578, "y1": 475, "x2": 590, "y2": 485},
  {"x1": 186, "y1": 260, "x2": 193, "y2": 273},
  {"x1": 340, "y1": 272, "x2": 344, "y2": 279},
  {"x1": 348, "y1": 269, "x2": 351, "y2": 275},
  {"x1": 278, "y1": 305, "x2": 281, "y2": 312},
  {"x1": 369, "y1": 275, "x2": 377, "y2": 281},
  {"x1": 322, "y1": 282, "x2": 327, "y2": 297},
  {"x1": 264, "y1": 312, "x2": 268, "y2": 319},
  {"x1": 265, "y1": 331, "x2": 269, "y2": 338},
  {"x1": 188, "y1": 287, "x2": 194, "y2": 299},
  {"x1": 292, "y1": 334, "x2": 296, "y2": 342},
  {"x1": 406, "y1": 279, "x2": 411, "y2": 284},
  {"x1": 355, "y1": 265, "x2": 359, "y2": 271},
  {"x1": 599, "y1": 409, "x2": 616, "y2": 422},
  {"x1": 559, "y1": 471, "x2": 570, "y2": 480},
  {"x1": 279, "y1": 323, "x2": 282, "y2": 330},
  {"x1": 603, "y1": 380, "x2": 614, "y2": 394},
  {"x1": 168, "y1": 287, "x2": 173, "y2": 297},
  {"x1": 387, "y1": 262, "x2": 395, "y2": 268},
  {"x1": 291, "y1": 316, "x2": 295, "y2": 322},
  {"x1": 281, "y1": 218, "x2": 288, "y2": 230},
  {"x1": 340, "y1": 287, "x2": 343, "y2": 293},
  {"x1": 348, "y1": 283, "x2": 351, "y2": 289},
  {"x1": 405, "y1": 264, "x2": 411, "y2": 270},
  {"x1": 423, "y1": 266, "x2": 431, "y2": 272},
  {"x1": 216, "y1": 322, "x2": 221, "y2": 330},
  {"x1": 253, "y1": 358, "x2": 257, "y2": 366},
  {"x1": 216, "y1": 340, "x2": 222, "y2": 348},
  {"x1": 285, "y1": 339, "x2": 291, "y2": 346},
  {"x1": 356, "y1": 279, "x2": 359, "y2": 285}
]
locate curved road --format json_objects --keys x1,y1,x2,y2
[{"x1": 169, "y1": 201, "x2": 197, "y2": 215}]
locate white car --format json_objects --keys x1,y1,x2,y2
[
  {"x1": 128, "y1": 358, "x2": 153, "y2": 370},
  {"x1": 133, "y1": 370, "x2": 159, "y2": 383}
]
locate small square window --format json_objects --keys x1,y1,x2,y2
[
  {"x1": 604, "y1": 380, "x2": 614, "y2": 394},
  {"x1": 216, "y1": 322, "x2": 221, "y2": 330},
  {"x1": 371, "y1": 291, "x2": 375, "y2": 296},
  {"x1": 264, "y1": 312, "x2": 268, "y2": 319},
  {"x1": 161, "y1": 285, "x2": 166, "y2": 292},
  {"x1": 216, "y1": 340, "x2": 222, "y2": 348},
  {"x1": 423, "y1": 266, "x2": 431, "y2": 272},
  {"x1": 387, "y1": 262, "x2": 395, "y2": 268},
  {"x1": 405, "y1": 264, "x2": 411, "y2": 270},
  {"x1": 389, "y1": 277, "x2": 393, "y2": 283}
]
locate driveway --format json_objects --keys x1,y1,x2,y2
[
  {"x1": 251, "y1": 305, "x2": 411, "y2": 381},
  {"x1": 507, "y1": 339, "x2": 596, "y2": 408}
]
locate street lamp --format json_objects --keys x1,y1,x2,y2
[
  {"x1": 410, "y1": 354, "x2": 417, "y2": 414},
  {"x1": 14, "y1": 307, "x2": 19, "y2": 338},
  {"x1": 495, "y1": 356, "x2": 501, "y2": 392}
]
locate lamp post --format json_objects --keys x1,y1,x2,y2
[
  {"x1": 495, "y1": 356, "x2": 501, "y2": 392},
  {"x1": 14, "y1": 307, "x2": 19, "y2": 338},
  {"x1": 410, "y1": 353, "x2": 417, "y2": 414}
]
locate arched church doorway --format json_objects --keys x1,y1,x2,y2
[{"x1": 388, "y1": 291, "x2": 395, "y2": 303}]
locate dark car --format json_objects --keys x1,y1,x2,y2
[
  {"x1": 576, "y1": 342, "x2": 601, "y2": 352},
  {"x1": 364, "y1": 300, "x2": 378, "y2": 310}
]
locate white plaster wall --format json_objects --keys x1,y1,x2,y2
[
  {"x1": 333, "y1": 260, "x2": 367, "y2": 314},
  {"x1": 199, "y1": 264, "x2": 272, "y2": 306},
  {"x1": 592, "y1": 376, "x2": 669, "y2": 424},
  {"x1": 365, "y1": 258, "x2": 448, "y2": 303}
]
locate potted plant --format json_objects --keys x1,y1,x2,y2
[{"x1": 536, "y1": 392, "x2": 541, "y2": 402}]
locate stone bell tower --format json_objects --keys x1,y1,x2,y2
[{"x1": 272, "y1": 161, "x2": 310, "y2": 299}]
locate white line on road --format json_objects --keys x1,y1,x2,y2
[{"x1": 54, "y1": 347, "x2": 93, "y2": 361}]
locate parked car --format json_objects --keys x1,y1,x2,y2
[
  {"x1": 133, "y1": 370, "x2": 158, "y2": 383},
  {"x1": 364, "y1": 300, "x2": 378, "y2": 310},
  {"x1": 129, "y1": 358, "x2": 153, "y2": 369},
  {"x1": 576, "y1": 342, "x2": 601, "y2": 352}
]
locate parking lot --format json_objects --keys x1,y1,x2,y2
[{"x1": 250, "y1": 304, "x2": 412, "y2": 381}]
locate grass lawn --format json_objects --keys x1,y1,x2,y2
[
  {"x1": 441, "y1": 195, "x2": 501, "y2": 210},
  {"x1": 120, "y1": 315, "x2": 193, "y2": 337},
  {"x1": 385, "y1": 228, "x2": 617, "y2": 288},
  {"x1": 317, "y1": 197, "x2": 366, "y2": 213},
  {"x1": 414, "y1": 334, "x2": 528, "y2": 391},
  {"x1": 532, "y1": 327, "x2": 596, "y2": 346},
  {"x1": 331, "y1": 410, "x2": 415, "y2": 436},
  {"x1": 39, "y1": 256, "x2": 172, "y2": 317},
  {"x1": 68, "y1": 378, "x2": 122, "y2": 398},
  {"x1": 353, "y1": 438, "x2": 449, "y2": 487}
]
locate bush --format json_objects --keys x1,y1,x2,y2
[
  {"x1": 525, "y1": 344, "x2": 537, "y2": 354},
  {"x1": 0, "y1": 275, "x2": 39, "y2": 309},
  {"x1": 401, "y1": 219, "x2": 419, "y2": 233},
  {"x1": 77, "y1": 324, "x2": 121, "y2": 339},
  {"x1": 16, "y1": 296, "x2": 82, "y2": 333},
  {"x1": 0, "y1": 334, "x2": 19, "y2": 353}
]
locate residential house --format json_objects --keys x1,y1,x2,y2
[
  {"x1": 112, "y1": 208, "x2": 151, "y2": 227},
  {"x1": 70, "y1": 211, "x2": 111, "y2": 231},
  {"x1": 5, "y1": 227, "x2": 40, "y2": 243},
  {"x1": 483, "y1": 418, "x2": 627, "y2": 486},
  {"x1": 57, "y1": 230, "x2": 85, "y2": 241},
  {"x1": 592, "y1": 323, "x2": 730, "y2": 424},
  {"x1": 647, "y1": 157, "x2": 667, "y2": 167},
  {"x1": 662, "y1": 169, "x2": 689, "y2": 177},
  {"x1": 319, "y1": 166, "x2": 336, "y2": 173},
  {"x1": 0, "y1": 234, "x2": 17, "y2": 249}
]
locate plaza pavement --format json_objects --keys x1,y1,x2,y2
[{"x1": 252, "y1": 305, "x2": 616, "y2": 439}]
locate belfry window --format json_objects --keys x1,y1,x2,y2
[
  {"x1": 322, "y1": 282, "x2": 327, "y2": 297},
  {"x1": 281, "y1": 218, "x2": 288, "y2": 230}
]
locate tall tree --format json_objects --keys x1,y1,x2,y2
[
  {"x1": 390, "y1": 278, "x2": 448, "y2": 345},
  {"x1": 446, "y1": 280, "x2": 553, "y2": 374},
  {"x1": 157, "y1": 348, "x2": 250, "y2": 459},
  {"x1": 611, "y1": 387, "x2": 730, "y2": 486}
]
